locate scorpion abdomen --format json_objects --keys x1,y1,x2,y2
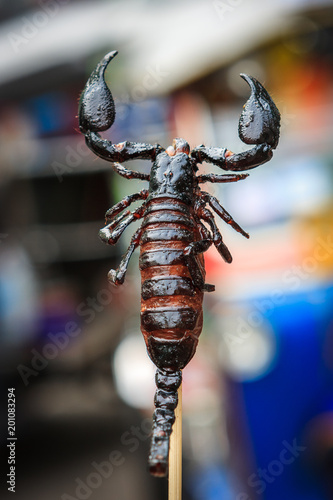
[{"x1": 140, "y1": 198, "x2": 204, "y2": 371}]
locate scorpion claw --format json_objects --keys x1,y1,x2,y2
[
  {"x1": 107, "y1": 269, "x2": 124, "y2": 286},
  {"x1": 79, "y1": 50, "x2": 118, "y2": 134},
  {"x1": 239, "y1": 73, "x2": 280, "y2": 149},
  {"x1": 203, "y1": 283, "x2": 215, "y2": 292}
]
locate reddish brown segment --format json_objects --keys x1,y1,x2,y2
[{"x1": 140, "y1": 198, "x2": 204, "y2": 371}]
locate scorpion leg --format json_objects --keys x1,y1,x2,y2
[
  {"x1": 198, "y1": 206, "x2": 233, "y2": 263},
  {"x1": 108, "y1": 227, "x2": 142, "y2": 285},
  {"x1": 105, "y1": 189, "x2": 149, "y2": 221},
  {"x1": 100, "y1": 203, "x2": 146, "y2": 285},
  {"x1": 109, "y1": 161, "x2": 149, "y2": 181},
  {"x1": 197, "y1": 173, "x2": 248, "y2": 184},
  {"x1": 183, "y1": 235, "x2": 215, "y2": 292},
  {"x1": 200, "y1": 191, "x2": 249, "y2": 239},
  {"x1": 99, "y1": 203, "x2": 146, "y2": 245},
  {"x1": 100, "y1": 213, "x2": 136, "y2": 245},
  {"x1": 104, "y1": 210, "x2": 132, "y2": 233}
]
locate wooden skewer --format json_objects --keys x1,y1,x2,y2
[{"x1": 168, "y1": 382, "x2": 182, "y2": 500}]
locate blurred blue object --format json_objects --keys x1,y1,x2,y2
[
  {"x1": 188, "y1": 463, "x2": 235, "y2": 500},
  {"x1": 24, "y1": 92, "x2": 74, "y2": 136},
  {"x1": 0, "y1": 245, "x2": 39, "y2": 346},
  {"x1": 237, "y1": 285, "x2": 333, "y2": 499}
]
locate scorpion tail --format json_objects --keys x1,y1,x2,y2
[
  {"x1": 79, "y1": 50, "x2": 118, "y2": 134},
  {"x1": 149, "y1": 369, "x2": 182, "y2": 477}
]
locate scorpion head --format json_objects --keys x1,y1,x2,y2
[
  {"x1": 166, "y1": 138, "x2": 190, "y2": 157},
  {"x1": 149, "y1": 137, "x2": 195, "y2": 204},
  {"x1": 173, "y1": 138, "x2": 190, "y2": 154}
]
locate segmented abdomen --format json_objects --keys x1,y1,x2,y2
[{"x1": 140, "y1": 198, "x2": 204, "y2": 372}]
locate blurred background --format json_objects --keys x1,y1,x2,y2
[{"x1": 1, "y1": 0, "x2": 333, "y2": 499}]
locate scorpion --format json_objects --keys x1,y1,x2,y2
[{"x1": 78, "y1": 50, "x2": 280, "y2": 477}]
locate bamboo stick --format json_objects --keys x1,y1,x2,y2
[{"x1": 168, "y1": 382, "x2": 182, "y2": 500}]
